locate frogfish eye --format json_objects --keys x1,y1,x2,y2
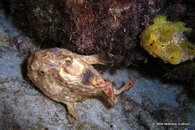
[{"x1": 39, "y1": 70, "x2": 45, "y2": 76}]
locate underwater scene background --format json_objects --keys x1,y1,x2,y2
[{"x1": 0, "y1": 0, "x2": 194, "y2": 129}]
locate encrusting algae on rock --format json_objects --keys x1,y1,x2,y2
[{"x1": 140, "y1": 15, "x2": 195, "y2": 65}]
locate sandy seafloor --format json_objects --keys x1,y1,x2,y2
[{"x1": 0, "y1": 6, "x2": 194, "y2": 130}]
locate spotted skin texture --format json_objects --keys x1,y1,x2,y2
[{"x1": 27, "y1": 48, "x2": 134, "y2": 119}]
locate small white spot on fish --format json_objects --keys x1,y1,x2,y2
[{"x1": 52, "y1": 50, "x2": 60, "y2": 54}]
